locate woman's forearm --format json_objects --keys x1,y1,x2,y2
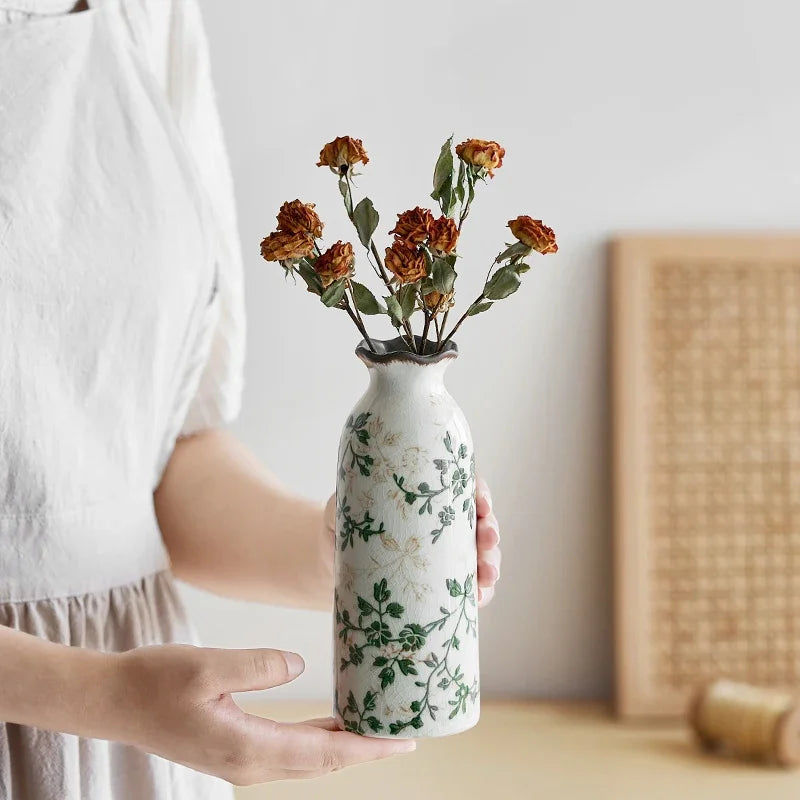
[
  {"x1": 0, "y1": 625, "x2": 114, "y2": 736},
  {"x1": 154, "y1": 429, "x2": 332, "y2": 610}
]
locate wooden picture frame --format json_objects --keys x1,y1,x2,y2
[{"x1": 612, "y1": 234, "x2": 800, "y2": 718}]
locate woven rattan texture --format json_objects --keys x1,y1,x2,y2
[{"x1": 648, "y1": 259, "x2": 800, "y2": 693}]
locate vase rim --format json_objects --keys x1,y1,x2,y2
[{"x1": 355, "y1": 336, "x2": 458, "y2": 367}]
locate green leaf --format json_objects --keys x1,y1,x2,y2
[
  {"x1": 397, "y1": 284, "x2": 417, "y2": 320},
  {"x1": 398, "y1": 658, "x2": 414, "y2": 676},
  {"x1": 467, "y1": 301, "x2": 493, "y2": 316},
  {"x1": 357, "y1": 596, "x2": 374, "y2": 616},
  {"x1": 447, "y1": 578, "x2": 462, "y2": 597},
  {"x1": 466, "y1": 166, "x2": 476, "y2": 205},
  {"x1": 484, "y1": 266, "x2": 521, "y2": 300},
  {"x1": 351, "y1": 281, "x2": 384, "y2": 315},
  {"x1": 379, "y1": 667, "x2": 396, "y2": 688},
  {"x1": 321, "y1": 279, "x2": 347, "y2": 307},
  {"x1": 366, "y1": 716, "x2": 383, "y2": 732},
  {"x1": 386, "y1": 602, "x2": 405, "y2": 618},
  {"x1": 454, "y1": 160, "x2": 466, "y2": 204},
  {"x1": 431, "y1": 134, "x2": 454, "y2": 201},
  {"x1": 353, "y1": 197, "x2": 379, "y2": 248},
  {"x1": 444, "y1": 432, "x2": 453, "y2": 452},
  {"x1": 495, "y1": 240, "x2": 531, "y2": 263},
  {"x1": 374, "y1": 579, "x2": 390, "y2": 604},
  {"x1": 515, "y1": 262, "x2": 531, "y2": 274},
  {"x1": 296, "y1": 260, "x2": 323, "y2": 295},
  {"x1": 385, "y1": 295, "x2": 403, "y2": 326},
  {"x1": 338, "y1": 177, "x2": 353, "y2": 216},
  {"x1": 431, "y1": 258, "x2": 456, "y2": 294},
  {"x1": 373, "y1": 656, "x2": 388, "y2": 666}
]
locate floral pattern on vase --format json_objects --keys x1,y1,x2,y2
[{"x1": 333, "y1": 337, "x2": 480, "y2": 738}]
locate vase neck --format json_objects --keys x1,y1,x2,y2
[{"x1": 365, "y1": 359, "x2": 451, "y2": 395}]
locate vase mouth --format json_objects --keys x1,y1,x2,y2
[{"x1": 355, "y1": 336, "x2": 458, "y2": 367}]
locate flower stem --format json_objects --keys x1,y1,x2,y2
[
  {"x1": 420, "y1": 305, "x2": 432, "y2": 354},
  {"x1": 342, "y1": 292, "x2": 376, "y2": 352},
  {"x1": 346, "y1": 281, "x2": 376, "y2": 351},
  {"x1": 437, "y1": 307, "x2": 450, "y2": 350},
  {"x1": 439, "y1": 293, "x2": 484, "y2": 350},
  {"x1": 342, "y1": 175, "x2": 419, "y2": 354}
]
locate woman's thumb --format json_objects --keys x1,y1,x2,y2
[{"x1": 209, "y1": 647, "x2": 305, "y2": 692}]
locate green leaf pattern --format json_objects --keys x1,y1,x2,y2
[
  {"x1": 335, "y1": 410, "x2": 479, "y2": 736},
  {"x1": 335, "y1": 574, "x2": 478, "y2": 736}
]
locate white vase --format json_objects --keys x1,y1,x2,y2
[{"x1": 333, "y1": 336, "x2": 480, "y2": 738}]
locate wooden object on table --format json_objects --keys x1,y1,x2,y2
[
  {"x1": 612, "y1": 235, "x2": 800, "y2": 718},
  {"x1": 689, "y1": 679, "x2": 800, "y2": 767},
  {"x1": 235, "y1": 700, "x2": 800, "y2": 800}
]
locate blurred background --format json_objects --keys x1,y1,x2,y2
[
  {"x1": 186, "y1": 0, "x2": 800, "y2": 700},
  {"x1": 182, "y1": 1, "x2": 800, "y2": 796}
]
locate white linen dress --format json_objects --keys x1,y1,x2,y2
[{"x1": 0, "y1": 0, "x2": 245, "y2": 796}]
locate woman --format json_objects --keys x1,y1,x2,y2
[{"x1": 0, "y1": 0, "x2": 503, "y2": 797}]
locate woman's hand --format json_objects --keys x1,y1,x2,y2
[
  {"x1": 105, "y1": 644, "x2": 413, "y2": 785},
  {"x1": 0, "y1": 627, "x2": 412, "y2": 786},
  {"x1": 473, "y1": 476, "x2": 501, "y2": 607},
  {"x1": 324, "y1": 476, "x2": 501, "y2": 608}
]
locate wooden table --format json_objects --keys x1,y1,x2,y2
[{"x1": 235, "y1": 701, "x2": 800, "y2": 800}]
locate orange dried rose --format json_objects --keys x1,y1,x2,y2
[
  {"x1": 423, "y1": 289, "x2": 455, "y2": 311},
  {"x1": 317, "y1": 136, "x2": 369, "y2": 173},
  {"x1": 508, "y1": 216, "x2": 558, "y2": 254},
  {"x1": 277, "y1": 200, "x2": 323, "y2": 239},
  {"x1": 384, "y1": 241, "x2": 427, "y2": 284},
  {"x1": 389, "y1": 207, "x2": 434, "y2": 246},
  {"x1": 260, "y1": 230, "x2": 315, "y2": 262},
  {"x1": 455, "y1": 138, "x2": 505, "y2": 177},
  {"x1": 315, "y1": 241, "x2": 355, "y2": 288},
  {"x1": 428, "y1": 216, "x2": 459, "y2": 254}
]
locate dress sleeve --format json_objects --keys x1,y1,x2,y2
[{"x1": 165, "y1": 0, "x2": 246, "y2": 435}]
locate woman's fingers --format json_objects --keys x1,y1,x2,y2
[
  {"x1": 477, "y1": 584, "x2": 495, "y2": 608},
  {"x1": 475, "y1": 477, "x2": 492, "y2": 518},
  {"x1": 473, "y1": 477, "x2": 500, "y2": 607},
  {"x1": 291, "y1": 716, "x2": 340, "y2": 731},
  {"x1": 477, "y1": 546, "x2": 501, "y2": 587},
  {"x1": 208, "y1": 647, "x2": 305, "y2": 692},
  {"x1": 259, "y1": 719, "x2": 415, "y2": 773},
  {"x1": 476, "y1": 512, "x2": 500, "y2": 549}
]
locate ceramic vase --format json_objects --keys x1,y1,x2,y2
[{"x1": 333, "y1": 336, "x2": 480, "y2": 738}]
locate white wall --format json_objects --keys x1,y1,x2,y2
[{"x1": 183, "y1": 0, "x2": 800, "y2": 699}]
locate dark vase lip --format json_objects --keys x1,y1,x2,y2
[{"x1": 355, "y1": 336, "x2": 458, "y2": 366}]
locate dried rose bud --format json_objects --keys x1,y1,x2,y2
[
  {"x1": 423, "y1": 289, "x2": 455, "y2": 311},
  {"x1": 317, "y1": 136, "x2": 370, "y2": 174},
  {"x1": 384, "y1": 241, "x2": 427, "y2": 284},
  {"x1": 277, "y1": 200, "x2": 324, "y2": 239},
  {"x1": 507, "y1": 216, "x2": 558, "y2": 254},
  {"x1": 260, "y1": 230, "x2": 315, "y2": 262},
  {"x1": 428, "y1": 216, "x2": 459, "y2": 255},
  {"x1": 455, "y1": 138, "x2": 505, "y2": 177},
  {"x1": 389, "y1": 207, "x2": 434, "y2": 246},
  {"x1": 315, "y1": 241, "x2": 355, "y2": 287}
]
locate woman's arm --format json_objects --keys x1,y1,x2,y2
[
  {"x1": 0, "y1": 625, "x2": 412, "y2": 784},
  {"x1": 154, "y1": 429, "x2": 332, "y2": 609},
  {"x1": 155, "y1": 428, "x2": 503, "y2": 611}
]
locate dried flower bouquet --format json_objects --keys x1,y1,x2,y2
[{"x1": 260, "y1": 135, "x2": 557, "y2": 355}]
